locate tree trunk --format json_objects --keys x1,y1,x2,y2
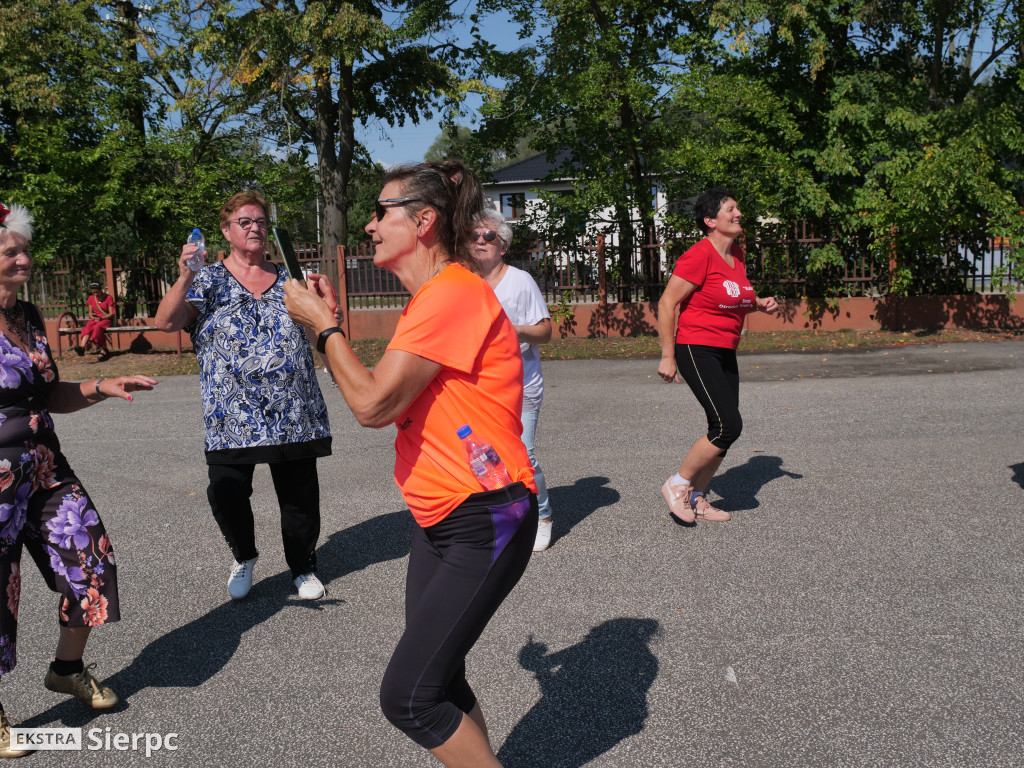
[
  {"x1": 312, "y1": 62, "x2": 352, "y2": 273},
  {"x1": 928, "y1": 1, "x2": 949, "y2": 108},
  {"x1": 116, "y1": 0, "x2": 160, "y2": 248}
]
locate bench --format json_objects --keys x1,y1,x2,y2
[{"x1": 55, "y1": 311, "x2": 160, "y2": 357}]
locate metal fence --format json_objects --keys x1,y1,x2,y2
[
  {"x1": 27, "y1": 252, "x2": 179, "y2": 321},
  {"x1": 28, "y1": 226, "x2": 1022, "y2": 319},
  {"x1": 28, "y1": 243, "x2": 336, "y2": 321},
  {"x1": 500, "y1": 223, "x2": 1020, "y2": 304}
]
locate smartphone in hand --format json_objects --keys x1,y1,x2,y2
[{"x1": 272, "y1": 226, "x2": 304, "y2": 282}]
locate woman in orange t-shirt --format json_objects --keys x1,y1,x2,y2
[{"x1": 285, "y1": 159, "x2": 537, "y2": 768}]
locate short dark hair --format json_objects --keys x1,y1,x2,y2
[{"x1": 694, "y1": 187, "x2": 737, "y2": 235}]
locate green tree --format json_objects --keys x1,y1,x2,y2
[
  {"x1": 204, "y1": 0, "x2": 470, "y2": 263},
  {"x1": 0, "y1": 0, "x2": 116, "y2": 262},
  {"x1": 426, "y1": 123, "x2": 537, "y2": 170},
  {"x1": 425, "y1": 125, "x2": 474, "y2": 163},
  {"x1": 0, "y1": 0, "x2": 316, "y2": 270},
  {"x1": 678, "y1": 0, "x2": 1024, "y2": 296},
  {"x1": 472, "y1": 0, "x2": 711, "y2": 300}
]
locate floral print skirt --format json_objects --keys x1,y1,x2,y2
[{"x1": 0, "y1": 446, "x2": 119, "y2": 675}]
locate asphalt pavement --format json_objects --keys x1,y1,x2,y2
[{"x1": 5, "y1": 340, "x2": 1023, "y2": 767}]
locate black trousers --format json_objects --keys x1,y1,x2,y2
[
  {"x1": 206, "y1": 456, "x2": 321, "y2": 577},
  {"x1": 675, "y1": 343, "x2": 743, "y2": 453},
  {"x1": 379, "y1": 483, "x2": 538, "y2": 749}
]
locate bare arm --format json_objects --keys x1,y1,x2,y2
[
  {"x1": 656, "y1": 275, "x2": 699, "y2": 382},
  {"x1": 47, "y1": 376, "x2": 158, "y2": 414},
  {"x1": 516, "y1": 318, "x2": 552, "y2": 345},
  {"x1": 154, "y1": 246, "x2": 201, "y2": 332},
  {"x1": 284, "y1": 278, "x2": 442, "y2": 428},
  {"x1": 322, "y1": 341, "x2": 442, "y2": 428}
]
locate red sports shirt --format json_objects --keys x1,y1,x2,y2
[{"x1": 672, "y1": 238, "x2": 756, "y2": 350}]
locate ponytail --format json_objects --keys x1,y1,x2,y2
[{"x1": 382, "y1": 159, "x2": 486, "y2": 272}]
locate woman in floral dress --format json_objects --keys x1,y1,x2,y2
[{"x1": 0, "y1": 203, "x2": 156, "y2": 758}]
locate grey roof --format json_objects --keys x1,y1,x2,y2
[{"x1": 488, "y1": 148, "x2": 577, "y2": 184}]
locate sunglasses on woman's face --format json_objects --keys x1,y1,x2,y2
[
  {"x1": 472, "y1": 230, "x2": 498, "y2": 243},
  {"x1": 375, "y1": 198, "x2": 423, "y2": 221}
]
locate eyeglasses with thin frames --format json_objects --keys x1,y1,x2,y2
[
  {"x1": 375, "y1": 198, "x2": 423, "y2": 221},
  {"x1": 232, "y1": 217, "x2": 270, "y2": 230},
  {"x1": 472, "y1": 230, "x2": 498, "y2": 243}
]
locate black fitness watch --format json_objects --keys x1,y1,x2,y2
[{"x1": 316, "y1": 326, "x2": 344, "y2": 354}]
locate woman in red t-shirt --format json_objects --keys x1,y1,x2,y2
[
  {"x1": 656, "y1": 188, "x2": 778, "y2": 525},
  {"x1": 284, "y1": 160, "x2": 537, "y2": 768},
  {"x1": 77, "y1": 282, "x2": 115, "y2": 359}
]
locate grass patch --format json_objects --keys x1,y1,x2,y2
[
  {"x1": 540, "y1": 328, "x2": 1019, "y2": 360},
  {"x1": 54, "y1": 327, "x2": 1020, "y2": 380}
]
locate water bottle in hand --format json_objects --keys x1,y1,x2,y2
[
  {"x1": 457, "y1": 424, "x2": 512, "y2": 491},
  {"x1": 186, "y1": 228, "x2": 205, "y2": 272}
]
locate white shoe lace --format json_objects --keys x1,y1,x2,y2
[{"x1": 295, "y1": 574, "x2": 323, "y2": 596}]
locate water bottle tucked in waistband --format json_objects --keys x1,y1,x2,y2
[{"x1": 456, "y1": 424, "x2": 512, "y2": 491}]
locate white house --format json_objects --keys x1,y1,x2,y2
[{"x1": 481, "y1": 150, "x2": 675, "y2": 236}]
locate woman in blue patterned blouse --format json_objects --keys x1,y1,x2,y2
[{"x1": 155, "y1": 191, "x2": 332, "y2": 602}]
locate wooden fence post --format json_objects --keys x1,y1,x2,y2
[
  {"x1": 888, "y1": 225, "x2": 900, "y2": 330},
  {"x1": 104, "y1": 256, "x2": 115, "y2": 298},
  {"x1": 888, "y1": 226, "x2": 898, "y2": 286},
  {"x1": 336, "y1": 244, "x2": 350, "y2": 339}
]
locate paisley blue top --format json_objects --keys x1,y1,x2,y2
[{"x1": 186, "y1": 262, "x2": 331, "y2": 457}]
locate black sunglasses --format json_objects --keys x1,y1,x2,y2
[
  {"x1": 375, "y1": 198, "x2": 423, "y2": 221},
  {"x1": 472, "y1": 230, "x2": 498, "y2": 242}
]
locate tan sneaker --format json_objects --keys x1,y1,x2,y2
[
  {"x1": 44, "y1": 663, "x2": 118, "y2": 709},
  {"x1": 694, "y1": 494, "x2": 731, "y2": 522},
  {"x1": 661, "y1": 479, "x2": 695, "y2": 524},
  {"x1": 0, "y1": 709, "x2": 31, "y2": 758}
]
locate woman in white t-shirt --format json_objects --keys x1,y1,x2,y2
[{"x1": 473, "y1": 209, "x2": 555, "y2": 551}]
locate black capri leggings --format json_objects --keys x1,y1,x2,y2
[
  {"x1": 675, "y1": 343, "x2": 742, "y2": 454},
  {"x1": 380, "y1": 482, "x2": 538, "y2": 750}
]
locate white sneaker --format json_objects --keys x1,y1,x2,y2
[
  {"x1": 228, "y1": 557, "x2": 258, "y2": 600},
  {"x1": 293, "y1": 573, "x2": 325, "y2": 600},
  {"x1": 533, "y1": 518, "x2": 553, "y2": 552}
]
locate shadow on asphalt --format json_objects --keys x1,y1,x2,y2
[
  {"x1": 710, "y1": 454, "x2": 803, "y2": 513},
  {"x1": 21, "y1": 510, "x2": 413, "y2": 728},
  {"x1": 1011, "y1": 463, "x2": 1024, "y2": 491},
  {"x1": 498, "y1": 617, "x2": 659, "y2": 768},
  {"x1": 546, "y1": 476, "x2": 620, "y2": 550}
]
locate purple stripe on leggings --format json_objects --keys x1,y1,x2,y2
[{"x1": 488, "y1": 496, "x2": 530, "y2": 562}]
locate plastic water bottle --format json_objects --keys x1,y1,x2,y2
[
  {"x1": 186, "y1": 228, "x2": 205, "y2": 272},
  {"x1": 457, "y1": 425, "x2": 511, "y2": 490}
]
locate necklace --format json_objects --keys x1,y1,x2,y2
[
  {"x1": 0, "y1": 301, "x2": 21, "y2": 322},
  {"x1": 0, "y1": 301, "x2": 30, "y2": 348}
]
